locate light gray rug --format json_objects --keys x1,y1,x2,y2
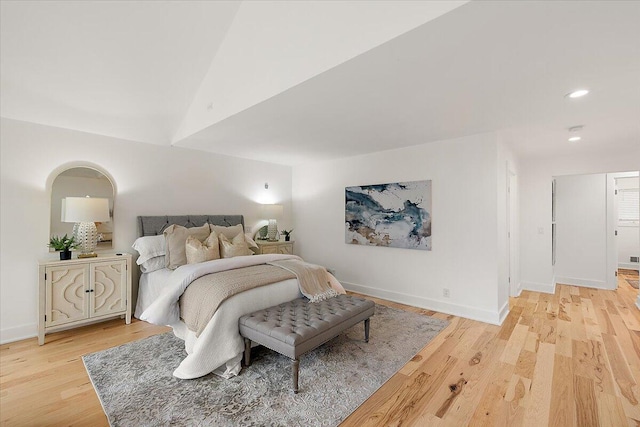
[{"x1": 83, "y1": 305, "x2": 449, "y2": 427}]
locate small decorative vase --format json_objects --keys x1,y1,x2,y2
[
  {"x1": 285, "y1": 235, "x2": 291, "y2": 241},
  {"x1": 60, "y1": 250, "x2": 72, "y2": 260}
]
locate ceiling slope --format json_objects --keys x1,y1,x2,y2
[
  {"x1": 2, "y1": 1, "x2": 638, "y2": 165},
  {"x1": 172, "y1": 0, "x2": 468, "y2": 143},
  {"x1": 0, "y1": 0, "x2": 466, "y2": 147},
  {"x1": 0, "y1": 1, "x2": 240, "y2": 144},
  {"x1": 177, "y1": 0, "x2": 640, "y2": 165}
]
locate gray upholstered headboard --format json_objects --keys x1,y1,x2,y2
[{"x1": 137, "y1": 215, "x2": 245, "y2": 237}]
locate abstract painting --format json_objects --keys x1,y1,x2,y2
[{"x1": 345, "y1": 180, "x2": 432, "y2": 250}]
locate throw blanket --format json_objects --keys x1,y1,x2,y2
[
  {"x1": 180, "y1": 265, "x2": 295, "y2": 336},
  {"x1": 268, "y1": 259, "x2": 338, "y2": 302}
]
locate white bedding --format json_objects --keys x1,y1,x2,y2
[
  {"x1": 139, "y1": 253, "x2": 345, "y2": 379},
  {"x1": 134, "y1": 267, "x2": 172, "y2": 319}
]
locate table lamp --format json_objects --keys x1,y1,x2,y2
[
  {"x1": 261, "y1": 204, "x2": 283, "y2": 241},
  {"x1": 62, "y1": 196, "x2": 110, "y2": 258}
]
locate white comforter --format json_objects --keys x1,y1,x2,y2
[{"x1": 140, "y1": 254, "x2": 305, "y2": 379}]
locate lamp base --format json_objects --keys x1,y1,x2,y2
[
  {"x1": 77, "y1": 253, "x2": 98, "y2": 258},
  {"x1": 267, "y1": 219, "x2": 278, "y2": 241},
  {"x1": 74, "y1": 222, "x2": 99, "y2": 256}
]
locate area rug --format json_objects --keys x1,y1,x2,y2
[
  {"x1": 627, "y1": 279, "x2": 639, "y2": 289},
  {"x1": 83, "y1": 304, "x2": 449, "y2": 427}
]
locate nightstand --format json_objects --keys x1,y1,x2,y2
[
  {"x1": 255, "y1": 240, "x2": 294, "y2": 255},
  {"x1": 38, "y1": 253, "x2": 132, "y2": 345}
]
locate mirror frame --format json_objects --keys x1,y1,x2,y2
[{"x1": 46, "y1": 162, "x2": 117, "y2": 251}]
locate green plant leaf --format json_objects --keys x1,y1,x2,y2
[{"x1": 48, "y1": 234, "x2": 80, "y2": 250}]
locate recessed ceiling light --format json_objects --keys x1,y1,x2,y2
[
  {"x1": 566, "y1": 89, "x2": 589, "y2": 98},
  {"x1": 568, "y1": 136, "x2": 581, "y2": 142}
]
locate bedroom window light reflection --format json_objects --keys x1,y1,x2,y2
[{"x1": 619, "y1": 188, "x2": 639, "y2": 226}]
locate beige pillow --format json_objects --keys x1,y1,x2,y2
[
  {"x1": 219, "y1": 232, "x2": 253, "y2": 258},
  {"x1": 210, "y1": 224, "x2": 244, "y2": 240},
  {"x1": 245, "y1": 233, "x2": 259, "y2": 251},
  {"x1": 164, "y1": 223, "x2": 211, "y2": 269},
  {"x1": 208, "y1": 224, "x2": 258, "y2": 250},
  {"x1": 186, "y1": 231, "x2": 220, "y2": 264}
]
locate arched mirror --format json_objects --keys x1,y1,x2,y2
[{"x1": 50, "y1": 167, "x2": 115, "y2": 250}]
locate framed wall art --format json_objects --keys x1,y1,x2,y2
[{"x1": 345, "y1": 180, "x2": 432, "y2": 251}]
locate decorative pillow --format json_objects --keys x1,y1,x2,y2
[
  {"x1": 164, "y1": 223, "x2": 211, "y2": 269},
  {"x1": 245, "y1": 233, "x2": 259, "y2": 250},
  {"x1": 210, "y1": 224, "x2": 244, "y2": 240},
  {"x1": 219, "y1": 232, "x2": 253, "y2": 258},
  {"x1": 186, "y1": 231, "x2": 220, "y2": 264},
  {"x1": 139, "y1": 256, "x2": 166, "y2": 273},
  {"x1": 132, "y1": 235, "x2": 166, "y2": 265}
]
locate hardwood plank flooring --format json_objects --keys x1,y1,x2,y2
[{"x1": 1, "y1": 270, "x2": 639, "y2": 426}]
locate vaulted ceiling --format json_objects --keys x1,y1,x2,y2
[{"x1": 2, "y1": 1, "x2": 639, "y2": 165}]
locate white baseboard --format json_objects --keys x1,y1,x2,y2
[
  {"x1": 521, "y1": 280, "x2": 556, "y2": 294},
  {"x1": 0, "y1": 322, "x2": 37, "y2": 344},
  {"x1": 555, "y1": 276, "x2": 612, "y2": 290},
  {"x1": 619, "y1": 262, "x2": 639, "y2": 271},
  {"x1": 511, "y1": 282, "x2": 523, "y2": 297},
  {"x1": 342, "y1": 281, "x2": 506, "y2": 325},
  {"x1": 498, "y1": 300, "x2": 510, "y2": 324}
]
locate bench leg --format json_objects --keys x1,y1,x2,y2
[
  {"x1": 292, "y1": 358, "x2": 300, "y2": 394},
  {"x1": 244, "y1": 338, "x2": 252, "y2": 366},
  {"x1": 364, "y1": 318, "x2": 370, "y2": 343}
]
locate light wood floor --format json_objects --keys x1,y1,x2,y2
[{"x1": 1, "y1": 271, "x2": 639, "y2": 426}]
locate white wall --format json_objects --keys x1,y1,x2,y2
[
  {"x1": 0, "y1": 118, "x2": 292, "y2": 343},
  {"x1": 519, "y1": 150, "x2": 640, "y2": 294},
  {"x1": 292, "y1": 132, "x2": 508, "y2": 325},
  {"x1": 617, "y1": 176, "x2": 639, "y2": 270},
  {"x1": 554, "y1": 173, "x2": 610, "y2": 289}
]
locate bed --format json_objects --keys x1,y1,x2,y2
[{"x1": 133, "y1": 215, "x2": 344, "y2": 380}]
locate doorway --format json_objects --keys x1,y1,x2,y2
[
  {"x1": 553, "y1": 171, "x2": 639, "y2": 290},
  {"x1": 611, "y1": 173, "x2": 640, "y2": 280}
]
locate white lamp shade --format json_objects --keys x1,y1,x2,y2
[
  {"x1": 63, "y1": 197, "x2": 110, "y2": 223},
  {"x1": 261, "y1": 204, "x2": 283, "y2": 220}
]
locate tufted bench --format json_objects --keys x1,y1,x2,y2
[{"x1": 239, "y1": 294, "x2": 375, "y2": 393}]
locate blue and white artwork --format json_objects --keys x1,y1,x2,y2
[{"x1": 345, "y1": 180, "x2": 432, "y2": 251}]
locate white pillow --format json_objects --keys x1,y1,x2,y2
[
  {"x1": 139, "y1": 256, "x2": 166, "y2": 273},
  {"x1": 219, "y1": 232, "x2": 253, "y2": 258},
  {"x1": 164, "y1": 223, "x2": 211, "y2": 269},
  {"x1": 186, "y1": 231, "x2": 220, "y2": 264},
  {"x1": 132, "y1": 235, "x2": 166, "y2": 265}
]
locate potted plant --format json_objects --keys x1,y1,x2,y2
[
  {"x1": 48, "y1": 234, "x2": 79, "y2": 260},
  {"x1": 281, "y1": 229, "x2": 293, "y2": 242}
]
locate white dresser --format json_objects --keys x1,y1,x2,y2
[{"x1": 38, "y1": 253, "x2": 132, "y2": 345}]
